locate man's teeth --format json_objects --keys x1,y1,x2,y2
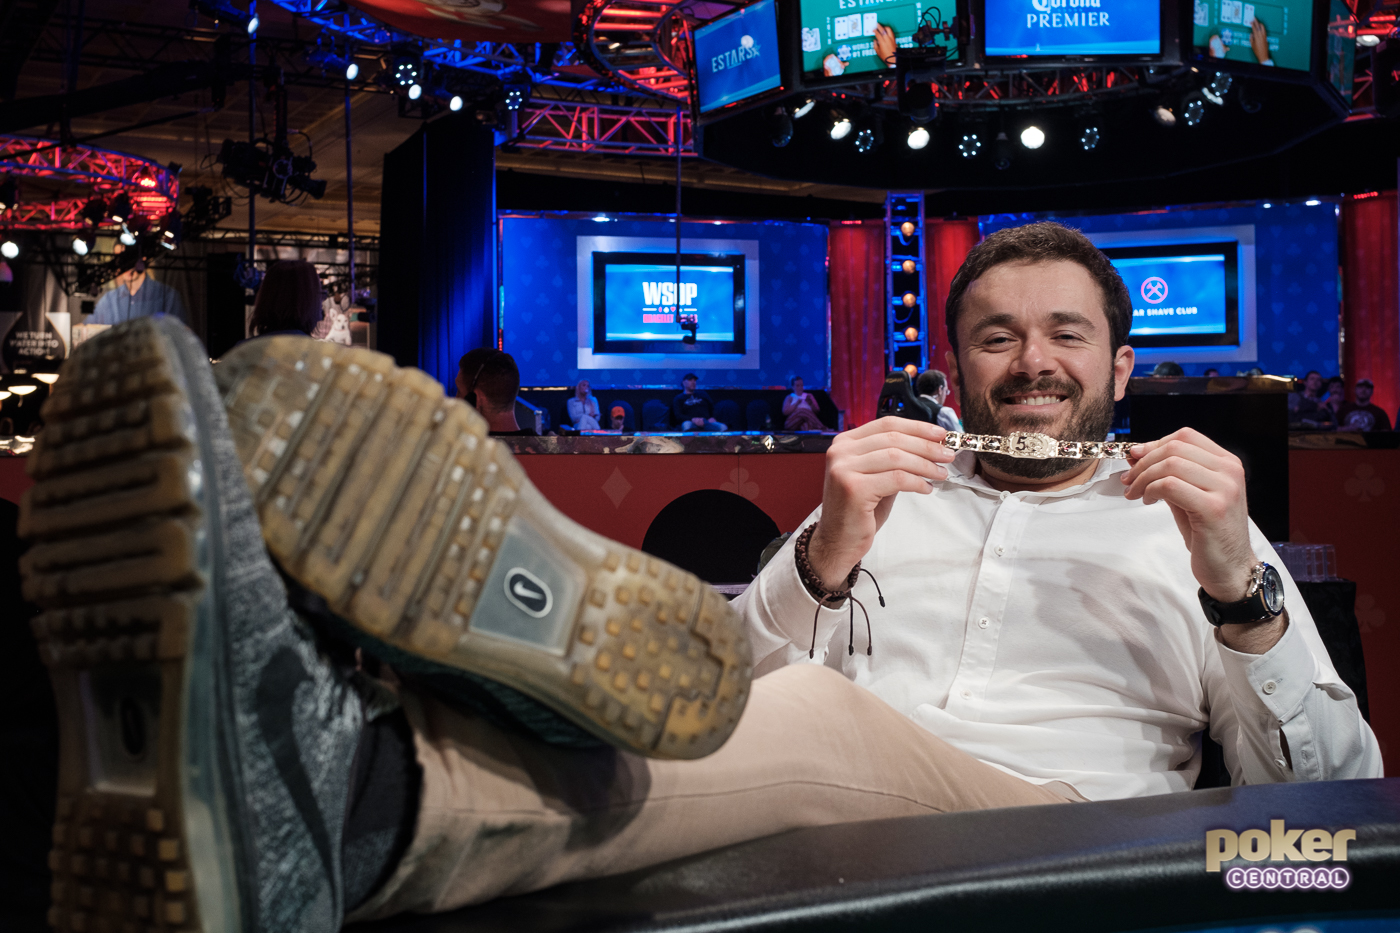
[{"x1": 1009, "y1": 395, "x2": 1064, "y2": 406}]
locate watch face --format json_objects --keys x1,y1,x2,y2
[{"x1": 1260, "y1": 564, "x2": 1285, "y2": 614}]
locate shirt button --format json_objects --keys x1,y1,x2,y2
[
  {"x1": 1276, "y1": 758, "x2": 1288, "y2": 768},
  {"x1": 978, "y1": 617, "x2": 989, "y2": 629},
  {"x1": 995, "y1": 545, "x2": 1005, "y2": 556},
  {"x1": 1262, "y1": 680, "x2": 1278, "y2": 695},
  {"x1": 999, "y1": 490, "x2": 1010, "y2": 501},
  {"x1": 960, "y1": 689, "x2": 972, "y2": 700}
]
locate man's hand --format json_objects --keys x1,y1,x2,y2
[
  {"x1": 809, "y1": 417, "x2": 953, "y2": 589},
  {"x1": 1250, "y1": 18, "x2": 1271, "y2": 63},
  {"x1": 1121, "y1": 428, "x2": 1285, "y2": 652},
  {"x1": 874, "y1": 24, "x2": 898, "y2": 66}
]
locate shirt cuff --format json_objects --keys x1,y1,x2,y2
[
  {"x1": 763, "y1": 536, "x2": 855, "y2": 655},
  {"x1": 1214, "y1": 613, "x2": 1317, "y2": 720}
]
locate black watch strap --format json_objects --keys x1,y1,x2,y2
[{"x1": 1198, "y1": 562, "x2": 1285, "y2": 627}]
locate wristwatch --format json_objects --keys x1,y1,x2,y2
[{"x1": 1198, "y1": 562, "x2": 1285, "y2": 626}]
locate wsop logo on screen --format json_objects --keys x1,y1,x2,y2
[
  {"x1": 710, "y1": 33, "x2": 761, "y2": 73},
  {"x1": 1206, "y1": 822, "x2": 1357, "y2": 891}
]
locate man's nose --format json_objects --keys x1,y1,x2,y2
[{"x1": 1010, "y1": 336, "x2": 1057, "y2": 377}]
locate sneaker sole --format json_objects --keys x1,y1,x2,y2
[
  {"x1": 21, "y1": 319, "x2": 247, "y2": 933},
  {"x1": 214, "y1": 338, "x2": 751, "y2": 760}
]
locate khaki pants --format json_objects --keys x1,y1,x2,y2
[{"x1": 348, "y1": 664, "x2": 1080, "y2": 920}]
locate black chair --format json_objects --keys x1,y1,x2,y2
[
  {"x1": 600, "y1": 400, "x2": 634, "y2": 432},
  {"x1": 642, "y1": 399, "x2": 671, "y2": 431},
  {"x1": 746, "y1": 398, "x2": 775, "y2": 431},
  {"x1": 713, "y1": 399, "x2": 741, "y2": 432}
]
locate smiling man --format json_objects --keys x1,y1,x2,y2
[{"x1": 741, "y1": 221, "x2": 1380, "y2": 801}]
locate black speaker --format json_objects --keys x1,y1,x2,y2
[
  {"x1": 205, "y1": 252, "x2": 247, "y2": 359},
  {"x1": 1127, "y1": 391, "x2": 1289, "y2": 542}
]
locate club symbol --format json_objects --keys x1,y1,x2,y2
[{"x1": 1141, "y1": 277, "x2": 1168, "y2": 304}]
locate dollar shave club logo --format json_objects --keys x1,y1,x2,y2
[
  {"x1": 710, "y1": 33, "x2": 761, "y2": 73},
  {"x1": 1206, "y1": 822, "x2": 1357, "y2": 891},
  {"x1": 505, "y1": 568, "x2": 553, "y2": 618}
]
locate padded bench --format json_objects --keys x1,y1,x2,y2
[{"x1": 354, "y1": 777, "x2": 1400, "y2": 932}]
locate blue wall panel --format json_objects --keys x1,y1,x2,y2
[
  {"x1": 501, "y1": 215, "x2": 830, "y2": 388},
  {"x1": 981, "y1": 203, "x2": 1341, "y2": 378}
]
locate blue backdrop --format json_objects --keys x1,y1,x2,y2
[
  {"x1": 982, "y1": 202, "x2": 1340, "y2": 378},
  {"x1": 501, "y1": 216, "x2": 831, "y2": 388}
]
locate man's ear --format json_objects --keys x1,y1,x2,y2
[
  {"x1": 945, "y1": 349, "x2": 960, "y2": 391},
  {"x1": 1113, "y1": 345, "x2": 1135, "y2": 401}
]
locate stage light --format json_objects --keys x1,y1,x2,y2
[
  {"x1": 853, "y1": 119, "x2": 882, "y2": 153},
  {"x1": 903, "y1": 363, "x2": 918, "y2": 378},
  {"x1": 592, "y1": 214, "x2": 610, "y2": 222},
  {"x1": 1358, "y1": 33, "x2": 1381, "y2": 47},
  {"x1": 119, "y1": 227, "x2": 137, "y2": 246},
  {"x1": 161, "y1": 210, "x2": 182, "y2": 244},
  {"x1": 901, "y1": 293, "x2": 917, "y2": 308},
  {"x1": 907, "y1": 125, "x2": 930, "y2": 149},
  {"x1": 900, "y1": 221, "x2": 915, "y2": 237},
  {"x1": 900, "y1": 81, "x2": 936, "y2": 125},
  {"x1": 1079, "y1": 124, "x2": 1101, "y2": 150},
  {"x1": 855, "y1": 127, "x2": 875, "y2": 152},
  {"x1": 72, "y1": 233, "x2": 92, "y2": 255},
  {"x1": 0, "y1": 239, "x2": 17, "y2": 259},
  {"x1": 1019, "y1": 125, "x2": 1045, "y2": 149},
  {"x1": 449, "y1": 95, "x2": 463, "y2": 111},
  {"x1": 958, "y1": 132, "x2": 982, "y2": 158},
  {"x1": 993, "y1": 131, "x2": 1013, "y2": 170},
  {"x1": 829, "y1": 110, "x2": 852, "y2": 140},
  {"x1": 1202, "y1": 70, "x2": 1231, "y2": 105},
  {"x1": 9, "y1": 384, "x2": 37, "y2": 395},
  {"x1": 793, "y1": 98, "x2": 816, "y2": 118},
  {"x1": 0, "y1": 392, "x2": 8, "y2": 401},
  {"x1": 504, "y1": 82, "x2": 531, "y2": 111},
  {"x1": 0, "y1": 177, "x2": 15, "y2": 212},
  {"x1": 108, "y1": 193, "x2": 132, "y2": 222},
  {"x1": 1306, "y1": 199, "x2": 1321, "y2": 206},
  {"x1": 34, "y1": 373, "x2": 59, "y2": 384},
  {"x1": 1263, "y1": 202, "x2": 1272, "y2": 208},
  {"x1": 904, "y1": 327, "x2": 919, "y2": 341},
  {"x1": 772, "y1": 107, "x2": 793, "y2": 147},
  {"x1": 392, "y1": 56, "x2": 419, "y2": 87},
  {"x1": 901, "y1": 259, "x2": 916, "y2": 274},
  {"x1": 1152, "y1": 102, "x2": 1176, "y2": 126},
  {"x1": 346, "y1": 61, "x2": 360, "y2": 80},
  {"x1": 408, "y1": 83, "x2": 422, "y2": 100},
  {"x1": 247, "y1": 14, "x2": 258, "y2": 33},
  {"x1": 81, "y1": 197, "x2": 106, "y2": 225},
  {"x1": 1182, "y1": 94, "x2": 1206, "y2": 126}
]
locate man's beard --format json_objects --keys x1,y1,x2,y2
[{"x1": 958, "y1": 371, "x2": 1117, "y2": 479}]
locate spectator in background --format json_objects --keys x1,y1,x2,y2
[
  {"x1": 672, "y1": 373, "x2": 726, "y2": 431},
  {"x1": 247, "y1": 261, "x2": 323, "y2": 337},
  {"x1": 568, "y1": 379, "x2": 601, "y2": 431},
  {"x1": 1323, "y1": 377, "x2": 1347, "y2": 422},
  {"x1": 456, "y1": 348, "x2": 536, "y2": 436},
  {"x1": 1289, "y1": 369, "x2": 1336, "y2": 430},
  {"x1": 782, "y1": 377, "x2": 825, "y2": 432},
  {"x1": 609, "y1": 405, "x2": 627, "y2": 431},
  {"x1": 915, "y1": 368, "x2": 963, "y2": 433},
  {"x1": 1203, "y1": 368, "x2": 1220, "y2": 378},
  {"x1": 90, "y1": 250, "x2": 189, "y2": 324},
  {"x1": 1338, "y1": 378, "x2": 1392, "y2": 431},
  {"x1": 1150, "y1": 361, "x2": 1184, "y2": 377}
]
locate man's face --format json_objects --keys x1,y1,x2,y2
[
  {"x1": 792, "y1": 379, "x2": 804, "y2": 395},
  {"x1": 1304, "y1": 372, "x2": 1323, "y2": 396},
  {"x1": 947, "y1": 260, "x2": 1134, "y2": 480},
  {"x1": 1357, "y1": 382, "x2": 1373, "y2": 404},
  {"x1": 683, "y1": 377, "x2": 697, "y2": 393}
]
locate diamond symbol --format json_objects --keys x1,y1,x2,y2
[{"x1": 602, "y1": 468, "x2": 632, "y2": 508}]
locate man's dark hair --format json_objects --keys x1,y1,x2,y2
[
  {"x1": 944, "y1": 222, "x2": 1132, "y2": 357},
  {"x1": 682, "y1": 373, "x2": 697, "y2": 382},
  {"x1": 457, "y1": 348, "x2": 520, "y2": 411},
  {"x1": 789, "y1": 375, "x2": 803, "y2": 388},
  {"x1": 1305, "y1": 370, "x2": 1321, "y2": 380},
  {"x1": 915, "y1": 369, "x2": 947, "y2": 395}
]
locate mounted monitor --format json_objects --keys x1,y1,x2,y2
[
  {"x1": 984, "y1": 0, "x2": 1162, "y2": 57},
  {"x1": 1191, "y1": 0, "x2": 1316, "y2": 71},
  {"x1": 693, "y1": 0, "x2": 786, "y2": 116},
  {"x1": 1100, "y1": 241, "x2": 1240, "y2": 349},
  {"x1": 591, "y1": 252, "x2": 748, "y2": 355},
  {"x1": 798, "y1": 0, "x2": 962, "y2": 85}
]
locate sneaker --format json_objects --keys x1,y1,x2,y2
[
  {"x1": 214, "y1": 337, "x2": 752, "y2": 760},
  {"x1": 20, "y1": 317, "x2": 364, "y2": 933}
]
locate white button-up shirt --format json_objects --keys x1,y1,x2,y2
[{"x1": 737, "y1": 451, "x2": 1382, "y2": 801}]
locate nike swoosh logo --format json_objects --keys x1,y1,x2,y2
[
  {"x1": 512, "y1": 580, "x2": 545, "y2": 601},
  {"x1": 256, "y1": 647, "x2": 338, "y2": 915}
]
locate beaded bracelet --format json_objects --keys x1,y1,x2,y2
[{"x1": 792, "y1": 523, "x2": 884, "y2": 658}]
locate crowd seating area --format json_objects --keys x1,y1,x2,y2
[{"x1": 518, "y1": 387, "x2": 839, "y2": 433}]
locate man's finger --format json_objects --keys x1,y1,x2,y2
[
  {"x1": 1123, "y1": 456, "x2": 1230, "y2": 505},
  {"x1": 1123, "y1": 437, "x2": 1234, "y2": 483},
  {"x1": 843, "y1": 447, "x2": 949, "y2": 482},
  {"x1": 840, "y1": 429, "x2": 956, "y2": 464},
  {"x1": 842, "y1": 416, "x2": 946, "y2": 444}
]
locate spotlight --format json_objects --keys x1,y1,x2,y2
[
  {"x1": 345, "y1": 61, "x2": 360, "y2": 80},
  {"x1": 904, "y1": 327, "x2": 919, "y2": 341},
  {"x1": 1358, "y1": 33, "x2": 1381, "y2": 47},
  {"x1": 71, "y1": 233, "x2": 94, "y2": 255},
  {"x1": 1202, "y1": 70, "x2": 1231, "y2": 105},
  {"x1": 108, "y1": 193, "x2": 132, "y2": 222},
  {"x1": 901, "y1": 259, "x2": 916, "y2": 274},
  {"x1": 1079, "y1": 124, "x2": 1101, "y2": 150},
  {"x1": 161, "y1": 210, "x2": 182, "y2": 245},
  {"x1": 81, "y1": 197, "x2": 107, "y2": 225},
  {"x1": 855, "y1": 127, "x2": 876, "y2": 152},
  {"x1": 0, "y1": 177, "x2": 15, "y2": 212},
  {"x1": 408, "y1": 83, "x2": 422, "y2": 100},
  {"x1": 9, "y1": 384, "x2": 37, "y2": 395},
  {"x1": 993, "y1": 131, "x2": 1013, "y2": 170},
  {"x1": 793, "y1": 98, "x2": 816, "y2": 118},
  {"x1": 1263, "y1": 202, "x2": 1272, "y2": 208},
  {"x1": 119, "y1": 228, "x2": 137, "y2": 247},
  {"x1": 1305, "y1": 199, "x2": 1321, "y2": 206},
  {"x1": 1152, "y1": 102, "x2": 1176, "y2": 126},
  {"x1": 901, "y1": 292, "x2": 917, "y2": 308},
  {"x1": 958, "y1": 132, "x2": 982, "y2": 158},
  {"x1": 899, "y1": 81, "x2": 936, "y2": 125},
  {"x1": 1182, "y1": 94, "x2": 1206, "y2": 126},
  {"x1": 392, "y1": 56, "x2": 419, "y2": 87},
  {"x1": 34, "y1": 373, "x2": 59, "y2": 384},
  {"x1": 900, "y1": 221, "x2": 915, "y2": 237},
  {"x1": 903, "y1": 363, "x2": 918, "y2": 378},
  {"x1": 449, "y1": 95, "x2": 463, "y2": 111},
  {"x1": 829, "y1": 109, "x2": 852, "y2": 140},
  {"x1": 1019, "y1": 125, "x2": 1045, "y2": 149},
  {"x1": 247, "y1": 14, "x2": 258, "y2": 33},
  {"x1": 771, "y1": 108, "x2": 793, "y2": 147},
  {"x1": 1, "y1": 238, "x2": 17, "y2": 259},
  {"x1": 504, "y1": 82, "x2": 531, "y2": 111},
  {"x1": 907, "y1": 125, "x2": 930, "y2": 150}
]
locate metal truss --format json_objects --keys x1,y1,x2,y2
[
  {"x1": 0, "y1": 134, "x2": 179, "y2": 231},
  {"x1": 928, "y1": 66, "x2": 1151, "y2": 111},
  {"x1": 574, "y1": 0, "x2": 708, "y2": 103},
  {"x1": 516, "y1": 98, "x2": 692, "y2": 155}
]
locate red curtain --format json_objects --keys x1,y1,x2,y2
[
  {"x1": 828, "y1": 222, "x2": 887, "y2": 428},
  {"x1": 1342, "y1": 192, "x2": 1399, "y2": 422},
  {"x1": 925, "y1": 219, "x2": 981, "y2": 417}
]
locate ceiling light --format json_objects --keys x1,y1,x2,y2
[
  {"x1": 1079, "y1": 125, "x2": 1101, "y2": 150},
  {"x1": 0, "y1": 239, "x2": 17, "y2": 259},
  {"x1": 504, "y1": 83, "x2": 531, "y2": 111},
  {"x1": 1182, "y1": 95, "x2": 1206, "y2": 126},
  {"x1": 1306, "y1": 199, "x2": 1321, "y2": 206},
  {"x1": 34, "y1": 373, "x2": 59, "y2": 384},
  {"x1": 829, "y1": 109, "x2": 852, "y2": 140},
  {"x1": 392, "y1": 56, "x2": 419, "y2": 87},
  {"x1": 408, "y1": 83, "x2": 422, "y2": 100},
  {"x1": 793, "y1": 98, "x2": 816, "y2": 119},
  {"x1": 958, "y1": 132, "x2": 982, "y2": 158},
  {"x1": 9, "y1": 384, "x2": 37, "y2": 395},
  {"x1": 1152, "y1": 103, "x2": 1176, "y2": 126},
  {"x1": 855, "y1": 127, "x2": 876, "y2": 152},
  {"x1": 71, "y1": 233, "x2": 91, "y2": 255},
  {"x1": 907, "y1": 125, "x2": 930, "y2": 150},
  {"x1": 345, "y1": 61, "x2": 360, "y2": 80},
  {"x1": 120, "y1": 228, "x2": 137, "y2": 246},
  {"x1": 1019, "y1": 125, "x2": 1045, "y2": 149},
  {"x1": 1358, "y1": 33, "x2": 1381, "y2": 47},
  {"x1": 592, "y1": 213, "x2": 610, "y2": 222},
  {"x1": 1263, "y1": 202, "x2": 1272, "y2": 208},
  {"x1": 0, "y1": 391, "x2": 9, "y2": 401},
  {"x1": 449, "y1": 95, "x2": 463, "y2": 111},
  {"x1": 247, "y1": 14, "x2": 258, "y2": 34}
]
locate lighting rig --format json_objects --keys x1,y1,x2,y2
[{"x1": 217, "y1": 71, "x2": 327, "y2": 203}]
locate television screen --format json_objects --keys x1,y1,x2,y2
[
  {"x1": 798, "y1": 0, "x2": 958, "y2": 81},
  {"x1": 592, "y1": 252, "x2": 748, "y2": 355},
  {"x1": 1325, "y1": 0, "x2": 1355, "y2": 101},
  {"x1": 694, "y1": 0, "x2": 784, "y2": 114},
  {"x1": 1192, "y1": 0, "x2": 1313, "y2": 70},
  {"x1": 985, "y1": 0, "x2": 1161, "y2": 57},
  {"x1": 1102, "y1": 242, "x2": 1240, "y2": 348}
]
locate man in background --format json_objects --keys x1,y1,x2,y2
[
  {"x1": 456, "y1": 347, "x2": 536, "y2": 436},
  {"x1": 915, "y1": 368, "x2": 962, "y2": 432},
  {"x1": 1289, "y1": 370, "x2": 1335, "y2": 429},
  {"x1": 89, "y1": 252, "x2": 188, "y2": 324},
  {"x1": 672, "y1": 373, "x2": 726, "y2": 431},
  {"x1": 1337, "y1": 378, "x2": 1392, "y2": 431}
]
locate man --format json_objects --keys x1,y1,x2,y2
[
  {"x1": 1337, "y1": 378, "x2": 1392, "y2": 431},
  {"x1": 456, "y1": 347, "x2": 536, "y2": 436},
  {"x1": 88, "y1": 254, "x2": 188, "y2": 324},
  {"x1": 914, "y1": 368, "x2": 963, "y2": 432},
  {"x1": 23, "y1": 225, "x2": 1377, "y2": 931},
  {"x1": 1289, "y1": 369, "x2": 1335, "y2": 429},
  {"x1": 671, "y1": 372, "x2": 726, "y2": 431}
]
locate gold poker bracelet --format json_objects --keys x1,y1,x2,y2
[{"x1": 942, "y1": 431, "x2": 1133, "y2": 460}]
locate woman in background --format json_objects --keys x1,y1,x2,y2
[
  {"x1": 568, "y1": 379, "x2": 601, "y2": 431},
  {"x1": 247, "y1": 261, "x2": 323, "y2": 338}
]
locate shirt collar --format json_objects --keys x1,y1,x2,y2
[{"x1": 944, "y1": 449, "x2": 1131, "y2": 500}]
